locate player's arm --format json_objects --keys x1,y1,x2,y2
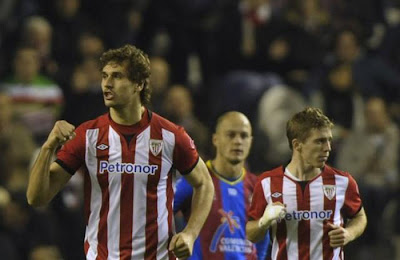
[
  {"x1": 247, "y1": 202, "x2": 286, "y2": 242},
  {"x1": 27, "y1": 120, "x2": 76, "y2": 207},
  {"x1": 169, "y1": 158, "x2": 214, "y2": 259},
  {"x1": 328, "y1": 207, "x2": 367, "y2": 248}
]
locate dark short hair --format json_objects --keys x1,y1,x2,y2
[
  {"x1": 100, "y1": 44, "x2": 151, "y2": 105},
  {"x1": 286, "y1": 107, "x2": 334, "y2": 150}
]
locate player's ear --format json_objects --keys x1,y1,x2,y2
[
  {"x1": 136, "y1": 82, "x2": 144, "y2": 92},
  {"x1": 212, "y1": 133, "x2": 218, "y2": 147},
  {"x1": 292, "y1": 139, "x2": 301, "y2": 151}
]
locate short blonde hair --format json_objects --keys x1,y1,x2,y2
[{"x1": 286, "y1": 107, "x2": 334, "y2": 150}]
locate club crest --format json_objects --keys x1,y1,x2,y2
[
  {"x1": 323, "y1": 185, "x2": 336, "y2": 200},
  {"x1": 149, "y1": 139, "x2": 163, "y2": 156}
]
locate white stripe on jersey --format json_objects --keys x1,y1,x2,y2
[
  {"x1": 85, "y1": 129, "x2": 101, "y2": 259},
  {"x1": 309, "y1": 176, "x2": 324, "y2": 260},
  {"x1": 107, "y1": 127, "x2": 122, "y2": 259},
  {"x1": 156, "y1": 129, "x2": 175, "y2": 260},
  {"x1": 333, "y1": 175, "x2": 349, "y2": 259},
  {"x1": 283, "y1": 177, "x2": 299, "y2": 260},
  {"x1": 131, "y1": 126, "x2": 151, "y2": 260}
]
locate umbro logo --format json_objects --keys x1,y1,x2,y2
[
  {"x1": 271, "y1": 192, "x2": 282, "y2": 198},
  {"x1": 97, "y1": 144, "x2": 109, "y2": 150}
]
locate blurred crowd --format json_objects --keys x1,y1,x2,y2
[{"x1": 0, "y1": 0, "x2": 399, "y2": 259}]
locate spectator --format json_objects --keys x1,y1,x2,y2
[
  {"x1": 0, "y1": 46, "x2": 63, "y2": 144},
  {"x1": 61, "y1": 58, "x2": 106, "y2": 126},
  {"x1": 148, "y1": 56, "x2": 170, "y2": 113},
  {"x1": 163, "y1": 84, "x2": 210, "y2": 158},
  {"x1": 0, "y1": 93, "x2": 36, "y2": 191},
  {"x1": 20, "y1": 16, "x2": 58, "y2": 76},
  {"x1": 336, "y1": 97, "x2": 399, "y2": 258}
]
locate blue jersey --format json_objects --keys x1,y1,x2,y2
[{"x1": 174, "y1": 161, "x2": 270, "y2": 259}]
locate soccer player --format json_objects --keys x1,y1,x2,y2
[
  {"x1": 26, "y1": 44, "x2": 214, "y2": 260},
  {"x1": 246, "y1": 107, "x2": 367, "y2": 259},
  {"x1": 174, "y1": 111, "x2": 269, "y2": 259}
]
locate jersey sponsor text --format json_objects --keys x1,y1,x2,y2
[
  {"x1": 284, "y1": 210, "x2": 333, "y2": 221},
  {"x1": 99, "y1": 161, "x2": 158, "y2": 175}
]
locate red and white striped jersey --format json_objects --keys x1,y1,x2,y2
[
  {"x1": 248, "y1": 166, "x2": 362, "y2": 260},
  {"x1": 56, "y1": 109, "x2": 199, "y2": 260}
]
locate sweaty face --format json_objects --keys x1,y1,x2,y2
[
  {"x1": 101, "y1": 62, "x2": 138, "y2": 108},
  {"x1": 298, "y1": 127, "x2": 332, "y2": 169},
  {"x1": 213, "y1": 116, "x2": 252, "y2": 165}
]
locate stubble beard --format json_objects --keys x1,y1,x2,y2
[{"x1": 228, "y1": 158, "x2": 242, "y2": 165}]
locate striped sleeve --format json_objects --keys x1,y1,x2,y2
[
  {"x1": 248, "y1": 177, "x2": 268, "y2": 220},
  {"x1": 342, "y1": 174, "x2": 363, "y2": 218},
  {"x1": 173, "y1": 126, "x2": 199, "y2": 175},
  {"x1": 56, "y1": 124, "x2": 86, "y2": 172}
]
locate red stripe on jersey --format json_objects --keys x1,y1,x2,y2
[
  {"x1": 96, "y1": 128, "x2": 110, "y2": 260},
  {"x1": 167, "y1": 173, "x2": 175, "y2": 260},
  {"x1": 322, "y1": 174, "x2": 336, "y2": 259},
  {"x1": 271, "y1": 176, "x2": 287, "y2": 260},
  {"x1": 243, "y1": 172, "x2": 257, "y2": 212},
  {"x1": 298, "y1": 182, "x2": 310, "y2": 260},
  {"x1": 200, "y1": 176, "x2": 225, "y2": 259},
  {"x1": 244, "y1": 172, "x2": 258, "y2": 260},
  {"x1": 119, "y1": 135, "x2": 135, "y2": 259},
  {"x1": 144, "y1": 127, "x2": 163, "y2": 260},
  {"x1": 84, "y1": 240, "x2": 90, "y2": 256}
]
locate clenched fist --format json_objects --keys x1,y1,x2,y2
[
  {"x1": 259, "y1": 202, "x2": 286, "y2": 228},
  {"x1": 44, "y1": 120, "x2": 76, "y2": 149},
  {"x1": 169, "y1": 231, "x2": 195, "y2": 259}
]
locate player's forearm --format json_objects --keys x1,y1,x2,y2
[
  {"x1": 246, "y1": 219, "x2": 269, "y2": 243},
  {"x1": 26, "y1": 144, "x2": 57, "y2": 207},
  {"x1": 182, "y1": 178, "x2": 214, "y2": 238},
  {"x1": 345, "y1": 207, "x2": 367, "y2": 244}
]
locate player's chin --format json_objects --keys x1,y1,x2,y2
[
  {"x1": 103, "y1": 100, "x2": 116, "y2": 107},
  {"x1": 315, "y1": 161, "x2": 326, "y2": 168}
]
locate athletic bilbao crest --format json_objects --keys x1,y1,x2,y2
[
  {"x1": 149, "y1": 139, "x2": 163, "y2": 156},
  {"x1": 323, "y1": 185, "x2": 336, "y2": 200}
]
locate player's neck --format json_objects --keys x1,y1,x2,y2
[
  {"x1": 110, "y1": 104, "x2": 144, "y2": 125},
  {"x1": 211, "y1": 159, "x2": 244, "y2": 180},
  {"x1": 286, "y1": 159, "x2": 321, "y2": 181}
]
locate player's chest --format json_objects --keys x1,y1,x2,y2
[{"x1": 268, "y1": 179, "x2": 340, "y2": 211}]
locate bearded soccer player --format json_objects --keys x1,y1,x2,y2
[
  {"x1": 27, "y1": 44, "x2": 214, "y2": 260},
  {"x1": 174, "y1": 111, "x2": 269, "y2": 259},
  {"x1": 246, "y1": 107, "x2": 367, "y2": 259}
]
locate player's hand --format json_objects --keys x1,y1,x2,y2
[
  {"x1": 44, "y1": 120, "x2": 76, "y2": 149},
  {"x1": 259, "y1": 202, "x2": 286, "y2": 228},
  {"x1": 169, "y1": 231, "x2": 195, "y2": 259},
  {"x1": 328, "y1": 223, "x2": 352, "y2": 248}
]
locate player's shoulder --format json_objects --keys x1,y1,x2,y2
[
  {"x1": 245, "y1": 170, "x2": 258, "y2": 181},
  {"x1": 76, "y1": 113, "x2": 110, "y2": 131},
  {"x1": 150, "y1": 111, "x2": 184, "y2": 133},
  {"x1": 323, "y1": 164, "x2": 352, "y2": 178},
  {"x1": 258, "y1": 166, "x2": 285, "y2": 180}
]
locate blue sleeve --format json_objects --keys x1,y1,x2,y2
[
  {"x1": 174, "y1": 176, "x2": 194, "y2": 213},
  {"x1": 256, "y1": 231, "x2": 270, "y2": 260}
]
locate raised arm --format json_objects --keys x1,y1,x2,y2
[
  {"x1": 169, "y1": 158, "x2": 214, "y2": 258},
  {"x1": 27, "y1": 120, "x2": 76, "y2": 207}
]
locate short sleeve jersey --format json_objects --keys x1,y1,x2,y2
[
  {"x1": 56, "y1": 109, "x2": 199, "y2": 260},
  {"x1": 248, "y1": 165, "x2": 362, "y2": 260}
]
